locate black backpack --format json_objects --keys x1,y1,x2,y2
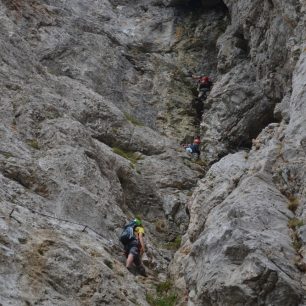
[{"x1": 119, "y1": 220, "x2": 138, "y2": 245}]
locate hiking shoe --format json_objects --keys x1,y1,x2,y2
[
  {"x1": 127, "y1": 266, "x2": 137, "y2": 275},
  {"x1": 138, "y1": 266, "x2": 147, "y2": 277}
]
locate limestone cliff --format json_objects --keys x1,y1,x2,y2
[
  {"x1": 171, "y1": 0, "x2": 306, "y2": 305},
  {"x1": 0, "y1": 0, "x2": 305, "y2": 305}
]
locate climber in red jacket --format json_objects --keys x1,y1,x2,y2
[{"x1": 192, "y1": 74, "x2": 213, "y2": 100}]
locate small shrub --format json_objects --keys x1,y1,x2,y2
[
  {"x1": 163, "y1": 236, "x2": 182, "y2": 250},
  {"x1": 288, "y1": 218, "x2": 304, "y2": 229},
  {"x1": 146, "y1": 279, "x2": 179, "y2": 306},
  {"x1": 124, "y1": 112, "x2": 143, "y2": 126},
  {"x1": 146, "y1": 293, "x2": 177, "y2": 306},
  {"x1": 288, "y1": 196, "x2": 299, "y2": 213},
  {"x1": 112, "y1": 147, "x2": 142, "y2": 165},
  {"x1": 156, "y1": 280, "x2": 172, "y2": 294},
  {"x1": 27, "y1": 139, "x2": 40, "y2": 150}
]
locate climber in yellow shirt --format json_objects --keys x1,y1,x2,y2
[{"x1": 122, "y1": 218, "x2": 147, "y2": 276}]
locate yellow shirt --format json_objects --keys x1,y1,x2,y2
[{"x1": 134, "y1": 226, "x2": 145, "y2": 236}]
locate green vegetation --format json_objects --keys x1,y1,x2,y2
[
  {"x1": 124, "y1": 112, "x2": 143, "y2": 126},
  {"x1": 163, "y1": 236, "x2": 182, "y2": 250},
  {"x1": 288, "y1": 218, "x2": 304, "y2": 230},
  {"x1": 288, "y1": 196, "x2": 299, "y2": 213},
  {"x1": 156, "y1": 280, "x2": 172, "y2": 294},
  {"x1": 27, "y1": 139, "x2": 40, "y2": 150},
  {"x1": 146, "y1": 280, "x2": 178, "y2": 306},
  {"x1": 0, "y1": 151, "x2": 13, "y2": 159},
  {"x1": 288, "y1": 217, "x2": 304, "y2": 252},
  {"x1": 292, "y1": 232, "x2": 302, "y2": 252},
  {"x1": 112, "y1": 147, "x2": 142, "y2": 166},
  {"x1": 146, "y1": 293, "x2": 177, "y2": 306}
]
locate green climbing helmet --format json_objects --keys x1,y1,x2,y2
[{"x1": 134, "y1": 218, "x2": 142, "y2": 226}]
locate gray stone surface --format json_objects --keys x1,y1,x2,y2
[
  {"x1": 170, "y1": 1, "x2": 306, "y2": 305},
  {"x1": 1, "y1": 0, "x2": 306, "y2": 305}
]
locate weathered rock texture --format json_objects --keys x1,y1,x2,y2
[
  {"x1": 1, "y1": 0, "x2": 306, "y2": 305},
  {"x1": 170, "y1": 1, "x2": 306, "y2": 305},
  {"x1": 201, "y1": 0, "x2": 302, "y2": 161},
  {"x1": 0, "y1": 0, "x2": 210, "y2": 304}
]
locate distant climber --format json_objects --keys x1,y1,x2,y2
[
  {"x1": 192, "y1": 74, "x2": 213, "y2": 100},
  {"x1": 119, "y1": 218, "x2": 147, "y2": 277},
  {"x1": 189, "y1": 74, "x2": 213, "y2": 119},
  {"x1": 183, "y1": 137, "x2": 201, "y2": 159}
]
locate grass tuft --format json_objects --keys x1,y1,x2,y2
[
  {"x1": 27, "y1": 139, "x2": 40, "y2": 150},
  {"x1": 163, "y1": 236, "x2": 182, "y2": 250},
  {"x1": 112, "y1": 147, "x2": 142, "y2": 165},
  {"x1": 292, "y1": 232, "x2": 302, "y2": 251},
  {"x1": 0, "y1": 151, "x2": 14, "y2": 159},
  {"x1": 146, "y1": 293, "x2": 177, "y2": 306},
  {"x1": 146, "y1": 280, "x2": 177, "y2": 306},
  {"x1": 288, "y1": 196, "x2": 299, "y2": 213},
  {"x1": 124, "y1": 112, "x2": 143, "y2": 126},
  {"x1": 156, "y1": 280, "x2": 172, "y2": 294},
  {"x1": 288, "y1": 218, "x2": 304, "y2": 230}
]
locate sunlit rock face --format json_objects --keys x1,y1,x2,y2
[{"x1": 1, "y1": 0, "x2": 306, "y2": 305}]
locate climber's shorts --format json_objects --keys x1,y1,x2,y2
[{"x1": 125, "y1": 241, "x2": 141, "y2": 266}]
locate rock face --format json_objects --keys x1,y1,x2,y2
[
  {"x1": 1, "y1": 0, "x2": 306, "y2": 305},
  {"x1": 201, "y1": 0, "x2": 301, "y2": 161},
  {"x1": 170, "y1": 1, "x2": 306, "y2": 305},
  {"x1": 0, "y1": 0, "x2": 208, "y2": 304}
]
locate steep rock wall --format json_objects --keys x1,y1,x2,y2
[
  {"x1": 1, "y1": 0, "x2": 306, "y2": 305},
  {"x1": 201, "y1": 0, "x2": 301, "y2": 161},
  {"x1": 171, "y1": 0, "x2": 306, "y2": 305},
  {"x1": 0, "y1": 0, "x2": 207, "y2": 304}
]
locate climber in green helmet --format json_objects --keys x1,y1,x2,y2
[{"x1": 119, "y1": 218, "x2": 147, "y2": 277}]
